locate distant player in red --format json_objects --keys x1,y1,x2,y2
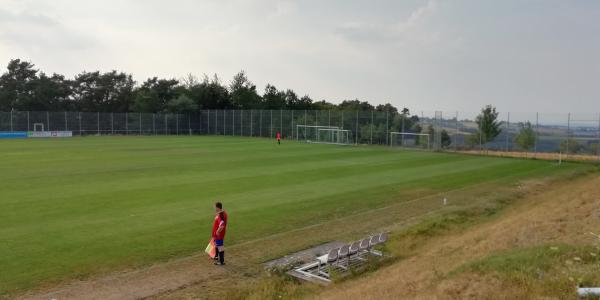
[
  {"x1": 211, "y1": 202, "x2": 228, "y2": 265},
  {"x1": 276, "y1": 132, "x2": 281, "y2": 145}
]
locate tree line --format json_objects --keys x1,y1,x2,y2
[{"x1": 0, "y1": 59, "x2": 404, "y2": 114}]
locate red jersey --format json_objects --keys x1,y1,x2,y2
[
  {"x1": 212, "y1": 211, "x2": 227, "y2": 240},
  {"x1": 276, "y1": 132, "x2": 281, "y2": 140}
]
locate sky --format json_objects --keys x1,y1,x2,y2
[{"x1": 1, "y1": 0, "x2": 599, "y2": 114}]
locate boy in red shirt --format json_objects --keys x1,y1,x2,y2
[
  {"x1": 276, "y1": 132, "x2": 281, "y2": 145},
  {"x1": 212, "y1": 202, "x2": 228, "y2": 265}
]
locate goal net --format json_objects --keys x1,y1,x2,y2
[
  {"x1": 316, "y1": 128, "x2": 351, "y2": 145},
  {"x1": 390, "y1": 132, "x2": 431, "y2": 150},
  {"x1": 296, "y1": 125, "x2": 338, "y2": 142}
]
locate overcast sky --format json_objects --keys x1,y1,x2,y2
[{"x1": 1, "y1": 0, "x2": 599, "y2": 114}]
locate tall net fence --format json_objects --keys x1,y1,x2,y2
[{"x1": 1, "y1": 110, "x2": 599, "y2": 159}]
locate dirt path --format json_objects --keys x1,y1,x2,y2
[{"x1": 319, "y1": 175, "x2": 600, "y2": 299}]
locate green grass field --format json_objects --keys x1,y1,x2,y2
[{"x1": 0, "y1": 136, "x2": 590, "y2": 296}]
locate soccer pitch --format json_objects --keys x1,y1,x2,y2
[{"x1": 0, "y1": 136, "x2": 589, "y2": 295}]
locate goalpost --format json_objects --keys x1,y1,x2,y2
[
  {"x1": 296, "y1": 125, "x2": 339, "y2": 142},
  {"x1": 317, "y1": 128, "x2": 351, "y2": 145},
  {"x1": 390, "y1": 132, "x2": 431, "y2": 150}
]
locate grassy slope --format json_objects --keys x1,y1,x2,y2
[{"x1": 0, "y1": 136, "x2": 588, "y2": 296}]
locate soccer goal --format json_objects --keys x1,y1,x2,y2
[
  {"x1": 33, "y1": 123, "x2": 44, "y2": 132},
  {"x1": 317, "y1": 128, "x2": 351, "y2": 145},
  {"x1": 296, "y1": 125, "x2": 339, "y2": 142},
  {"x1": 390, "y1": 132, "x2": 431, "y2": 150}
]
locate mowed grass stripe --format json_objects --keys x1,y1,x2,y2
[{"x1": 0, "y1": 136, "x2": 588, "y2": 296}]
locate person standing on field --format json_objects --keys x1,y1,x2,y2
[
  {"x1": 276, "y1": 131, "x2": 281, "y2": 145},
  {"x1": 212, "y1": 202, "x2": 228, "y2": 265}
]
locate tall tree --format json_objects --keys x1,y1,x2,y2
[
  {"x1": 71, "y1": 71, "x2": 135, "y2": 112},
  {"x1": 514, "y1": 122, "x2": 536, "y2": 156},
  {"x1": 475, "y1": 105, "x2": 502, "y2": 149},
  {"x1": 0, "y1": 59, "x2": 38, "y2": 111},
  {"x1": 262, "y1": 84, "x2": 286, "y2": 109},
  {"x1": 131, "y1": 77, "x2": 178, "y2": 113},
  {"x1": 229, "y1": 71, "x2": 261, "y2": 109}
]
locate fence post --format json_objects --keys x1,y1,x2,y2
[
  {"x1": 139, "y1": 113, "x2": 142, "y2": 135},
  {"x1": 328, "y1": 110, "x2": 331, "y2": 127},
  {"x1": 164, "y1": 114, "x2": 167, "y2": 135},
  {"x1": 291, "y1": 110, "x2": 294, "y2": 139},
  {"x1": 260, "y1": 110, "x2": 263, "y2": 137},
  {"x1": 534, "y1": 112, "x2": 539, "y2": 157},
  {"x1": 78, "y1": 112, "x2": 82, "y2": 136},
  {"x1": 401, "y1": 114, "x2": 405, "y2": 146},
  {"x1": 153, "y1": 114, "x2": 156, "y2": 135},
  {"x1": 304, "y1": 110, "x2": 307, "y2": 131},
  {"x1": 47, "y1": 111, "x2": 50, "y2": 131},
  {"x1": 280, "y1": 109, "x2": 283, "y2": 137},
  {"x1": 355, "y1": 110, "x2": 359, "y2": 145},
  {"x1": 250, "y1": 110, "x2": 253, "y2": 137},
  {"x1": 386, "y1": 111, "x2": 389, "y2": 146},
  {"x1": 126, "y1": 112, "x2": 129, "y2": 135},
  {"x1": 223, "y1": 110, "x2": 226, "y2": 136},
  {"x1": 65, "y1": 111, "x2": 68, "y2": 131},
  {"x1": 176, "y1": 114, "x2": 179, "y2": 136},
  {"x1": 232, "y1": 110, "x2": 235, "y2": 136},
  {"x1": 240, "y1": 110, "x2": 243, "y2": 136},
  {"x1": 270, "y1": 110, "x2": 273, "y2": 138},
  {"x1": 188, "y1": 114, "x2": 191, "y2": 136},
  {"x1": 10, "y1": 110, "x2": 13, "y2": 132},
  {"x1": 27, "y1": 111, "x2": 30, "y2": 132},
  {"x1": 597, "y1": 112, "x2": 600, "y2": 160},
  {"x1": 315, "y1": 110, "x2": 318, "y2": 126},
  {"x1": 370, "y1": 110, "x2": 373, "y2": 145},
  {"x1": 455, "y1": 111, "x2": 459, "y2": 152},
  {"x1": 97, "y1": 112, "x2": 100, "y2": 135},
  {"x1": 505, "y1": 112, "x2": 510, "y2": 152},
  {"x1": 111, "y1": 112, "x2": 114, "y2": 134},
  {"x1": 566, "y1": 113, "x2": 571, "y2": 156}
]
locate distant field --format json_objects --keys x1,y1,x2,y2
[{"x1": 0, "y1": 136, "x2": 589, "y2": 296}]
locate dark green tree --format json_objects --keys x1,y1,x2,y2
[
  {"x1": 475, "y1": 105, "x2": 502, "y2": 150},
  {"x1": 514, "y1": 122, "x2": 536, "y2": 156},
  {"x1": 0, "y1": 59, "x2": 38, "y2": 111}
]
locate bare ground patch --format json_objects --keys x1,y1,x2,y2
[{"x1": 318, "y1": 175, "x2": 600, "y2": 299}]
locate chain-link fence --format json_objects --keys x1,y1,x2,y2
[{"x1": 1, "y1": 110, "x2": 599, "y2": 159}]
